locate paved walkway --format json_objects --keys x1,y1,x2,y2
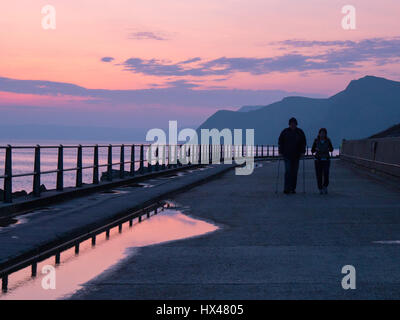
[
  {"x1": 72, "y1": 159, "x2": 400, "y2": 299},
  {"x1": 0, "y1": 164, "x2": 234, "y2": 268}
]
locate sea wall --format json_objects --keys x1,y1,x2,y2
[{"x1": 341, "y1": 137, "x2": 400, "y2": 177}]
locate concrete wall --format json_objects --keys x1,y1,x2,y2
[{"x1": 341, "y1": 137, "x2": 400, "y2": 177}]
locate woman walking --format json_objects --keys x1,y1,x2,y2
[{"x1": 311, "y1": 128, "x2": 334, "y2": 194}]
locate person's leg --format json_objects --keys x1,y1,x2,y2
[
  {"x1": 284, "y1": 158, "x2": 291, "y2": 193},
  {"x1": 314, "y1": 160, "x2": 323, "y2": 191},
  {"x1": 323, "y1": 160, "x2": 331, "y2": 188},
  {"x1": 291, "y1": 158, "x2": 300, "y2": 192}
]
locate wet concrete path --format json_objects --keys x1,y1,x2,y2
[
  {"x1": 1, "y1": 205, "x2": 217, "y2": 299},
  {"x1": 0, "y1": 164, "x2": 233, "y2": 269},
  {"x1": 72, "y1": 159, "x2": 400, "y2": 299}
]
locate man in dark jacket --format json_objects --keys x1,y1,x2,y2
[{"x1": 278, "y1": 117, "x2": 307, "y2": 194}]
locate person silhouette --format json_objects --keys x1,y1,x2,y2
[
  {"x1": 311, "y1": 128, "x2": 334, "y2": 194},
  {"x1": 278, "y1": 117, "x2": 307, "y2": 194}
]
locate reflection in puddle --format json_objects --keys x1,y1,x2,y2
[{"x1": 0, "y1": 207, "x2": 218, "y2": 300}]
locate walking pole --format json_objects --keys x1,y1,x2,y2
[
  {"x1": 275, "y1": 158, "x2": 281, "y2": 194},
  {"x1": 303, "y1": 156, "x2": 306, "y2": 194}
]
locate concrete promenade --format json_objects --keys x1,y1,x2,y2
[
  {"x1": 72, "y1": 159, "x2": 400, "y2": 299},
  {"x1": 0, "y1": 164, "x2": 235, "y2": 268}
]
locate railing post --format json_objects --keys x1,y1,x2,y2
[
  {"x1": 93, "y1": 145, "x2": 99, "y2": 184},
  {"x1": 139, "y1": 144, "x2": 144, "y2": 174},
  {"x1": 56, "y1": 145, "x2": 63, "y2": 191},
  {"x1": 161, "y1": 145, "x2": 166, "y2": 170},
  {"x1": 220, "y1": 144, "x2": 223, "y2": 163},
  {"x1": 120, "y1": 144, "x2": 125, "y2": 179},
  {"x1": 175, "y1": 145, "x2": 179, "y2": 167},
  {"x1": 267, "y1": 145, "x2": 269, "y2": 157},
  {"x1": 147, "y1": 145, "x2": 153, "y2": 172},
  {"x1": 176, "y1": 145, "x2": 181, "y2": 167},
  {"x1": 55, "y1": 253, "x2": 60, "y2": 264},
  {"x1": 33, "y1": 145, "x2": 41, "y2": 197},
  {"x1": 167, "y1": 145, "x2": 171, "y2": 168},
  {"x1": 76, "y1": 145, "x2": 82, "y2": 187},
  {"x1": 4, "y1": 145, "x2": 12, "y2": 203},
  {"x1": 107, "y1": 144, "x2": 112, "y2": 181},
  {"x1": 256, "y1": 145, "x2": 258, "y2": 158},
  {"x1": 130, "y1": 144, "x2": 135, "y2": 176},
  {"x1": 198, "y1": 145, "x2": 202, "y2": 164},
  {"x1": 187, "y1": 145, "x2": 191, "y2": 166},
  {"x1": 2, "y1": 275, "x2": 8, "y2": 293},
  {"x1": 189, "y1": 145, "x2": 193, "y2": 165},
  {"x1": 261, "y1": 145, "x2": 264, "y2": 157},
  {"x1": 272, "y1": 145, "x2": 275, "y2": 158},
  {"x1": 173, "y1": 145, "x2": 177, "y2": 168},
  {"x1": 155, "y1": 147, "x2": 160, "y2": 171},
  {"x1": 176, "y1": 145, "x2": 180, "y2": 167},
  {"x1": 31, "y1": 262, "x2": 37, "y2": 277},
  {"x1": 209, "y1": 144, "x2": 212, "y2": 164}
]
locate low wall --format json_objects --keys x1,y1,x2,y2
[{"x1": 341, "y1": 137, "x2": 400, "y2": 178}]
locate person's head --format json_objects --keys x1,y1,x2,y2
[
  {"x1": 318, "y1": 128, "x2": 328, "y2": 139},
  {"x1": 288, "y1": 117, "x2": 298, "y2": 130}
]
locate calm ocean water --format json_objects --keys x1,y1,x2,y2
[{"x1": 0, "y1": 139, "x2": 145, "y2": 193}]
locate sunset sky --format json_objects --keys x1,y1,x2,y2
[{"x1": 1, "y1": 0, "x2": 400, "y2": 138}]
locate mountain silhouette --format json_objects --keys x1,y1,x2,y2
[
  {"x1": 370, "y1": 123, "x2": 400, "y2": 138},
  {"x1": 198, "y1": 76, "x2": 400, "y2": 146}
]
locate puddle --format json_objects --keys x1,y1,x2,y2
[
  {"x1": 0, "y1": 206, "x2": 218, "y2": 300},
  {"x1": 0, "y1": 218, "x2": 19, "y2": 228},
  {"x1": 198, "y1": 166, "x2": 214, "y2": 171},
  {"x1": 151, "y1": 170, "x2": 194, "y2": 181},
  {"x1": 160, "y1": 173, "x2": 179, "y2": 179},
  {"x1": 30, "y1": 207, "x2": 53, "y2": 212},
  {"x1": 0, "y1": 207, "x2": 58, "y2": 231},
  {"x1": 99, "y1": 189, "x2": 130, "y2": 195},
  {"x1": 373, "y1": 240, "x2": 400, "y2": 244},
  {"x1": 119, "y1": 183, "x2": 154, "y2": 189}
]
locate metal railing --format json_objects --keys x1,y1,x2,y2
[
  {"x1": 0, "y1": 144, "x2": 293, "y2": 204},
  {"x1": 1, "y1": 200, "x2": 167, "y2": 292},
  {"x1": 340, "y1": 154, "x2": 400, "y2": 168}
]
